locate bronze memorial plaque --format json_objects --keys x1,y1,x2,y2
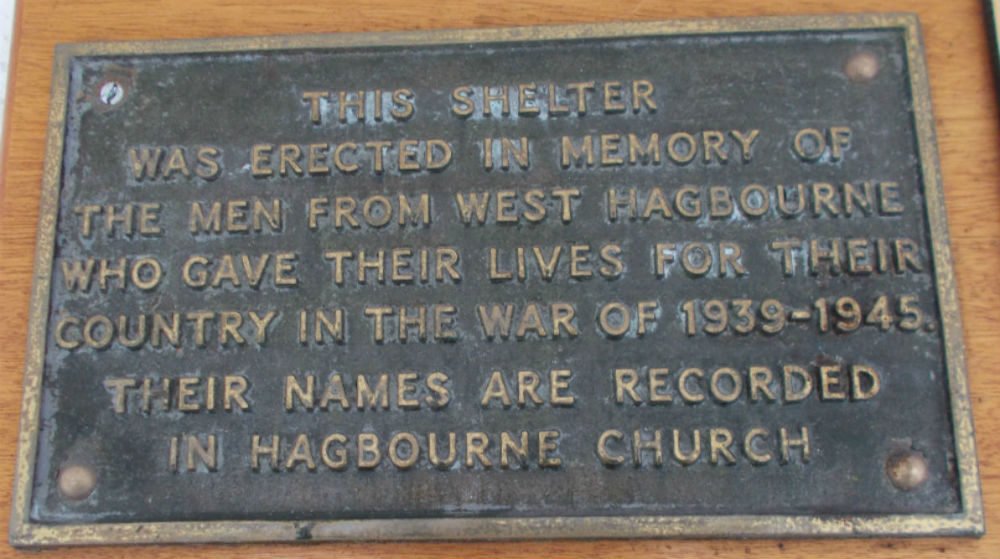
[{"x1": 10, "y1": 14, "x2": 984, "y2": 546}]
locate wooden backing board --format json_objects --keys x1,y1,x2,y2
[{"x1": 0, "y1": 0, "x2": 997, "y2": 557}]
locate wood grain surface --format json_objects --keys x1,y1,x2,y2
[{"x1": 1, "y1": 0, "x2": 997, "y2": 556}]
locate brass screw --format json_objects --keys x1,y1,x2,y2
[
  {"x1": 845, "y1": 52, "x2": 879, "y2": 83},
  {"x1": 58, "y1": 465, "x2": 97, "y2": 500},
  {"x1": 886, "y1": 451, "x2": 929, "y2": 491}
]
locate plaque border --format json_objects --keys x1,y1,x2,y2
[{"x1": 9, "y1": 12, "x2": 985, "y2": 546}]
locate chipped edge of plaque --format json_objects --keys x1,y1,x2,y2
[{"x1": 9, "y1": 12, "x2": 984, "y2": 546}]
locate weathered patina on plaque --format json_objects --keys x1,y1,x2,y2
[{"x1": 10, "y1": 14, "x2": 984, "y2": 546}]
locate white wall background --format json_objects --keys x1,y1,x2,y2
[{"x1": 0, "y1": 0, "x2": 15, "y2": 152}]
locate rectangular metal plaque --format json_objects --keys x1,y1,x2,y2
[{"x1": 10, "y1": 14, "x2": 984, "y2": 545}]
